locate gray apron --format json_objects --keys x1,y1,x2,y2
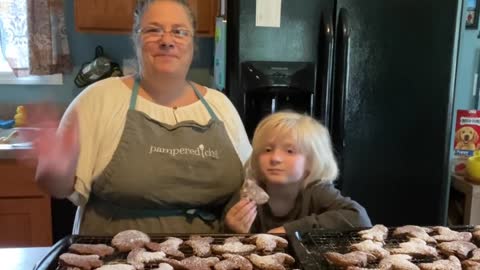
[{"x1": 79, "y1": 79, "x2": 244, "y2": 235}]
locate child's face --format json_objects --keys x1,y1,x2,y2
[{"x1": 257, "y1": 134, "x2": 308, "y2": 185}]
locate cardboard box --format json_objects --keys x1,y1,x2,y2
[{"x1": 453, "y1": 110, "x2": 480, "y2": 175}]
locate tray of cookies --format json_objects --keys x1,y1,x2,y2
[
  {"x1": 33, "y1": 231, "x2": 309, "y2": 270},
  {"x1": 295, "y1": 225, "x2": 480, "y2": 269}
]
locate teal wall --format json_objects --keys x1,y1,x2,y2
[
  {"x1": 450, "y1": 0, "x2": 480, "y2": 162},
  {"x1": 0, "y1": 0, "x2": 214, "y2": 104},
  {"x1": 453, "y1": 1, "x2": 480, "y2": 110}
]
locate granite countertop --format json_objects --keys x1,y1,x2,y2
[{"x1": 0, "y1": 246, "x2": 50, "y2": 270}]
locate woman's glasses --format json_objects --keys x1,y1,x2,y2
[{"x1": 138, "y1": 26, "x2": 193, "y2": 44}]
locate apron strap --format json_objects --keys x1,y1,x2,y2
[
  {"x1": 130, "y1": 78, "x2": 219, "y2": 121},
  {"x1": 130, "y1": 77, "x2": 140, "y2": 110},
  {"x1": 188, "y1": 81, "x2": 219, "y2": 121},
  {"x1": 89, "y1": 194, "x2": 219, "y2": 223}
]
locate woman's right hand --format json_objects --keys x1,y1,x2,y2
[
  {"x1": 225, "y1": 198, "x2": 257, "y2": 233},
  {"x1": 20, "y1": 104, "x2": 80, "y2": 198}
]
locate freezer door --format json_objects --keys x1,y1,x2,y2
[
  {"x1": 226, "y1": 0, "x2": 334, "y2": 121},
  {"x1": 333, "y1": 0, "x2": 459, "y2": 225}
]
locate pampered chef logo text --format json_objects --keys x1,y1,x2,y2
[{"x1": 148, "y1": 144, "x2": 219, "y2": 159}]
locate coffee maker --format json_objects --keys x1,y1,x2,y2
[{"x1": 241, "y1": 61, "x2": 316, "y2": 138}]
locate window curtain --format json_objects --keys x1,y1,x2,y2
[
  {"x1": 0, "y1": 0, "x2": 72, "y2": 76},
  {"x1": 0, "y1": 0, "x2": 29, "y2": 76},
  {"x1": 27, "y1": 0, "x2": 72, "y2": 75}
]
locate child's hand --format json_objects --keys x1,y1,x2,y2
[
  {"x1": 268, "y1": 226, "x2": 286, "y2": 234},
  {"x1": 225, "y1": 198, "x2": 257, "y2": 233}
]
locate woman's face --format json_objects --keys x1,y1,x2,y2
[
  {"x1": 257, "y1": 133, "x2": 308, "y2": 185},
  {"x1": 139, "y1": 1, "x2": 194, "y2": 78}
]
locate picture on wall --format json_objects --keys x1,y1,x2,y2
[{"x1": 467, "y1": 0, "x2": 480, "y2": 29}]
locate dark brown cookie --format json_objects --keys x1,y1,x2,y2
[
  {"x1": 145, "y1": 237, "x2": 185, "y2": 258},
  {"x1": 162, "y1": 256, "x2": 220, "y2": 270},
  {"x1": 323, "y1": 251, "x2": 374, "y2": 268},
  {"x1": 69, "y1": 243, "x2": 115, "y2": 257},
  {"x1": 418, "y1": 255, "x2": 461, "y2": 270},
  {"x1": 95, "y1": 264, "x2": 136, "y2": 270},
  {"x1": 437, "y1": 240, "x2": 477, "y2": 259},
  {"x1": 59, "y1": 253, "x2": 103, "y2": 270},
  {"x1": 126, "y1": 248, "x2": 166, "y2": 270},
  {"x1": 247, "y1": 253, "x2": 295, "y2": 270},
  {"x1": 214, "y1": 254, "x2": 253, "y2": 270}
]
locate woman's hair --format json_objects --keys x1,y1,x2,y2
[
  {"x1": 131, "y1": 0, "x2": 197, "y2": 75},
  {"x1": 247, "y1": 111, "x2": 339, "y2": 186}
]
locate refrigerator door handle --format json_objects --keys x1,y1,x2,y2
[
  {"x1": 332, "y1": 8, "x2": 350, "y2": 152},
  {"x1": 474, "y1": 72, "x2": 479, "y2": 109},
  {"x1": 320, "y1": 11, "x2": 335, "y2": 128}
]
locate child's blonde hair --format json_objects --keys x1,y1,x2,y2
[{"x1": 247, "y1": 111, "x2": 339, "y2": 186}]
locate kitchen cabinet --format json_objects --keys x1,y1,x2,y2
[
  {"x1": 74, "y1": 0, "x2": 218, "y2": 36},
  {"x1": 187, "y1": 0, "x2": 218, "y2": 37},
  {"x1": 0, "y1": 160, "x2": 52, "y2": 247},
  {"x1": 74, "y1": 0, "x2": 136, "y2": 33}
]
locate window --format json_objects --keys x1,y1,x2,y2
[
  {"x1": 0, "y1": 1, "x2": 63, "y2": 85},
  {"x1": 0, "y1": 45, "x2": 62, "y2": 85}
]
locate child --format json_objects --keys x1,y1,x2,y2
[{"x1": 225, "y1": 111, "x2": 372, "y2": 234}]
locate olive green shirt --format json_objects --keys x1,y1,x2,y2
[{"x1": 251, "y1": 181, "x2": 372, "y2": 234}]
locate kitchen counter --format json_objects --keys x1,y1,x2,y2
[
  {"x1": 0, "y1": 144, "x2": 32, "y2": 159},
  {"x1": 0, "y1": 246, "x2": 50, "y2": 270},
  {"x1": 0, "y1": 127, "x2": 38, "y2": 159}
]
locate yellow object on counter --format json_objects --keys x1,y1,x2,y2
[
  {"x1": 466, "y1": 150, "x2": 480, "y2": 184},
  {"x1": 13, "y1": 105, "x2": 27, "y2": 127}
]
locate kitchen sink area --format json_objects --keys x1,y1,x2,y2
[{"x1": 0, "y1": 127, "x2": 37, "y2": 158}]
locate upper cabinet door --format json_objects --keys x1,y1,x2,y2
[
  {"x1": 74, "y1": 0, "x2": 136, "y2": 33},
  {"x1": 188, "y1": 0, "x2": 218, "y2": 37},
  {"x1": 74, "y1": 0, "x2": 218, "y2": 36}
]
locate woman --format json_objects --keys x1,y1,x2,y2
[{"x1": 33, "y1": 0, "x2": 251, "y2": 235}]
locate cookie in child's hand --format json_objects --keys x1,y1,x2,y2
[{"x1": 240, "y1": 179, "x2": 269, "y2": 205}]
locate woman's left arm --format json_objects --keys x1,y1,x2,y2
[{"x1": 283, "y1": 183, "x2": 372, "y2": 233}]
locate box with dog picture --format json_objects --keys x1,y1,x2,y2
[{"x1": 453, "y1": 110, "x2": 480, "y2": 175}]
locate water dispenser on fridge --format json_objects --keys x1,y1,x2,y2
[{"x1": 241, "y1": 61, "x2": 316, "y2": 138}]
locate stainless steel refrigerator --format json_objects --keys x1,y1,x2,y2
[{"x1": 225, "y1": 0, "x2": 460, "y2": 226}]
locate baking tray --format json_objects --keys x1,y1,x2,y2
[
  {"x1": 33, "y1": 233, "x2": 309, "y2": 270},
  {"x1": 294, "y1": 225, "x2": 479, "y2": 269}
]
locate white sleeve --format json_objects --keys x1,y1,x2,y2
[
  {"x1": 62, "y1": 82, "x2": 110, "y2": 206},
  {"x1": 207, "y1": 90, "x2": 252, "y2": 164}
]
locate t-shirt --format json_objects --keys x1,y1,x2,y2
[
  {"x1": 251, "y1": 182, "x2": 372, "y2": 233},
  {"x1": 60, "y1": 77, "x2": 252, "y2": 207}
]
